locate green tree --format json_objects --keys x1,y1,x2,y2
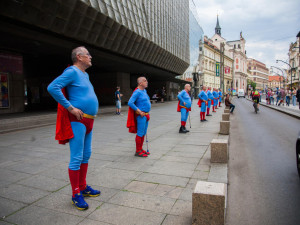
[{"x1": 247, "y1": 79, "x2": 256, "y2": 90}]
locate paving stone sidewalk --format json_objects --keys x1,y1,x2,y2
[{"x1": 0, "y1": 100, "x2": 226, "y2": 225}]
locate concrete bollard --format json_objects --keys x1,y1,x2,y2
[
  {"x1": 192, "y1": 181, "x2": 226, "y2": 225},
  {"x1": 222, "y1": 113, "x2": 230, "y2": 121},
  {"x1": 224, "y1": 109, "x2": 230, "y2": 113},
  {"x1": 211, "y1": 139, "x2": 228, "y2": 163},
  {"x1": 225, "y1": 106, "x2": 230, "y2": 110},
  {"x1": 220, "y1": 121, "x2": 230, "y2": 135}
]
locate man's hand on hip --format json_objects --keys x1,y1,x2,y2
[{"x1": 68, "y1": 107, "x2": 83, "y2": 120}]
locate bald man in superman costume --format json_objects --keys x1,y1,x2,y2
[
  {"x1": 206, "y1": 87, "x2": 213, "y2": 116},
  {"x1": 127, "y1": 77, "x2": 151, "y2": 157},
  {"x1": 48, "y1": 46, "x2": 100, "y2": 211},
  {"x1": 198, "y1": 86, "x2": 208, "y2": 122},
  {"x1": 177, "y1": 84, "x2": 192, "y2": 133},
  {"x1": 212, "y1": 88, "x2": 219, "y2": 112}
]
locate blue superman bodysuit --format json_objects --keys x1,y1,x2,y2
[
  {"x1": 128, "y1": 89, "x2": 151, "y2": 138},
  {"x1": 48, "y1": 66, "x2": 98, "y2": 170},
  {"x1": 177, "y1": 90, "x2": 191, "y2": 125},
  {"x1": 213, "y1": 90, "x2": 219, "y2": 107},
  {"x1": 207, "y1": 90, "x2": 213, "y2": 109},
  {"x1": 198, "y1": 90, "x2": 208, "y2": 112},
  {"x1": 128, "y1": 88, "x2": 151, "y2": 157}
]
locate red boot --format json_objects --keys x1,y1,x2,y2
[
  {"x1": 68, "y1": 168, "x2": 80, "y2": 197},
  {"x1": 79, "y1": 163, "x2": 88, "y2": 192},
  {"x1": 135, "y1": 135, "x2": 147, "y2": 157}
]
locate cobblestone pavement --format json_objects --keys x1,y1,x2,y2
[{"x1": 0, "y1": 100, "x2": 226, "y2": 225}]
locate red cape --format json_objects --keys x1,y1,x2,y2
[
  {"x1": 177, "y1": 101, "x2": 191, "y2": 112},
  {"x1": 126, "y1": 88, "x2": 138, "y2": 133},
  {"x1": 197, "y1": 99, "x2": 208, "y2": 107},
  {"x1": 55, "y1": 88, "x2": 74, "y2": 144}
]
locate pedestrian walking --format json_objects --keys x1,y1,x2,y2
[
  {"x1": 296, "y1": 85, "x2": 300, "y2": 109},
  {"x1": 127, "y1": 77, "x2": 151, "y2": 157},
  {"x1": 278, "y1": 89, "x2": 285, "y2": 106},
  {"x1": 270, "y1": 90, "x2": 274, "y2": 105},
  {"x1": 47, "y1": 46, "x2": 100, "y2": 211},
  {"x1": 292, "y1": 87, "x2": 297, "y2": 106},
  {"x1": 225, "y1": 94, "x2": 235, "y2": 113},
  {"x1": 206, "y1": 87, "x2": 213, "y2": 116},
  {"x1": 276, "y1": 89, "x2": 280, "y2": 105},
  {"x1": 285, "y1": 88, "x2": 291, "y2": 106},
  {"x1": 115, "y1": 86, "x2": 122, "y2": 115},
  {"x1": 198, "y1": 86, "x2": 208, "y2": 122},
  {"x1": 177, "y1": 84, "x2": 191, "y2": 133}
]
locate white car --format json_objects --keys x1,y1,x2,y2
[{"x1": 237, "y1": 89, "x2": 245, "y2": 98}]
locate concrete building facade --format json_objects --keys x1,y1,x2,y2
[
  {"x1": 247, "y1": 58, "x2": 269, "y2": 91},
  {"x1": 0, "y1": 0, "x2": 190, "y2": 114}
]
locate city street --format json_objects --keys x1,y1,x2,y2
[{"x1": 226, "y1": 98, "x2": 300, "y2": 225}]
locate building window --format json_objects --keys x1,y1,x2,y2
[
  {"x1": 238, "y1": 44, "x2": 241, "y2": 48},
  {"x1": 236, "y1": 58, "x2": 239, "y2": 63}
]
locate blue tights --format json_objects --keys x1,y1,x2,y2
[
  {"x1": 180, "y1": 108, "x2": 189, "y2": 122},
  {"x1": 136, "y1": 115, "x2": 149, "y2": 137},
  {"x1": 69, "y1": 122, "x2": 92, "y2": 170}
]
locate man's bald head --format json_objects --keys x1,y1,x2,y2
[
  {"x1": 184, "y1": 84, "x2": 191, "y2": 92},
  {"x1": 137, "y1": 77, "x2": 148, "y2": 89}
]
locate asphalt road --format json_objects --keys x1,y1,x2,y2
[{"x1": 226, "y1": 97, "x2": 300, "y2": 225}]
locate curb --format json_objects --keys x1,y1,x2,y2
[{"x1": 245, "y1": 98, "x2": 300, "y2": 120}]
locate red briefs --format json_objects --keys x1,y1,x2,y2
[{"x1": 68, "y1": 113, "x2": 94, "y2": 134}]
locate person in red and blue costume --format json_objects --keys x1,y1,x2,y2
[
  {"x1": 198, "y1": 86, "x2": 208, "y2": 122},
  {"x1": 177, "y1": 84, "x2": 191, "y2": 133},
  {"x1": 206, "y1": 87, "x2": 213, "y2": 116},
  {"x1": 47, "y1": 47, "x2": 100, "y2": 211},
  {"x1": 218, "y1": 89, "x2": 223, "y2": 107},
  {"x1": 127, "y1": 77, "x2": 151, "y2": 157},
  {"x1": 212, "y1": 88, "x2": 219, "y2": 111}
]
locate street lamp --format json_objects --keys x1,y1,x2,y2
[{"x1": 276, "y1": 59, "x2": 295, "y2": 91}]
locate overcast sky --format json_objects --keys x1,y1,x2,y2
[{"x1": 193, "y1": 0, "x2": 300, "y2": 75}]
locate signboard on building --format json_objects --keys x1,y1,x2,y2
[
  {"x1": 0, "y1": 73, "x2": 9, "y2": 108},
  {"x1": 225, "y1": 66, "x2": 230, "y2": 74},
  {"x1": 216, "y1": 62, "x2": 220, "y2": 77}
]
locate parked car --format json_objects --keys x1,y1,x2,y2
[
  {"x1": 237, "y1": 89, "x2": 245, "y2": 98},
  {"x1": 296, "y1": 132, "x2": 300, "y2": 177}
]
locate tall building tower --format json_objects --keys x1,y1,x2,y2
[{"x1": 215, "y1": 15, "x2": 221, "y2": 36}]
